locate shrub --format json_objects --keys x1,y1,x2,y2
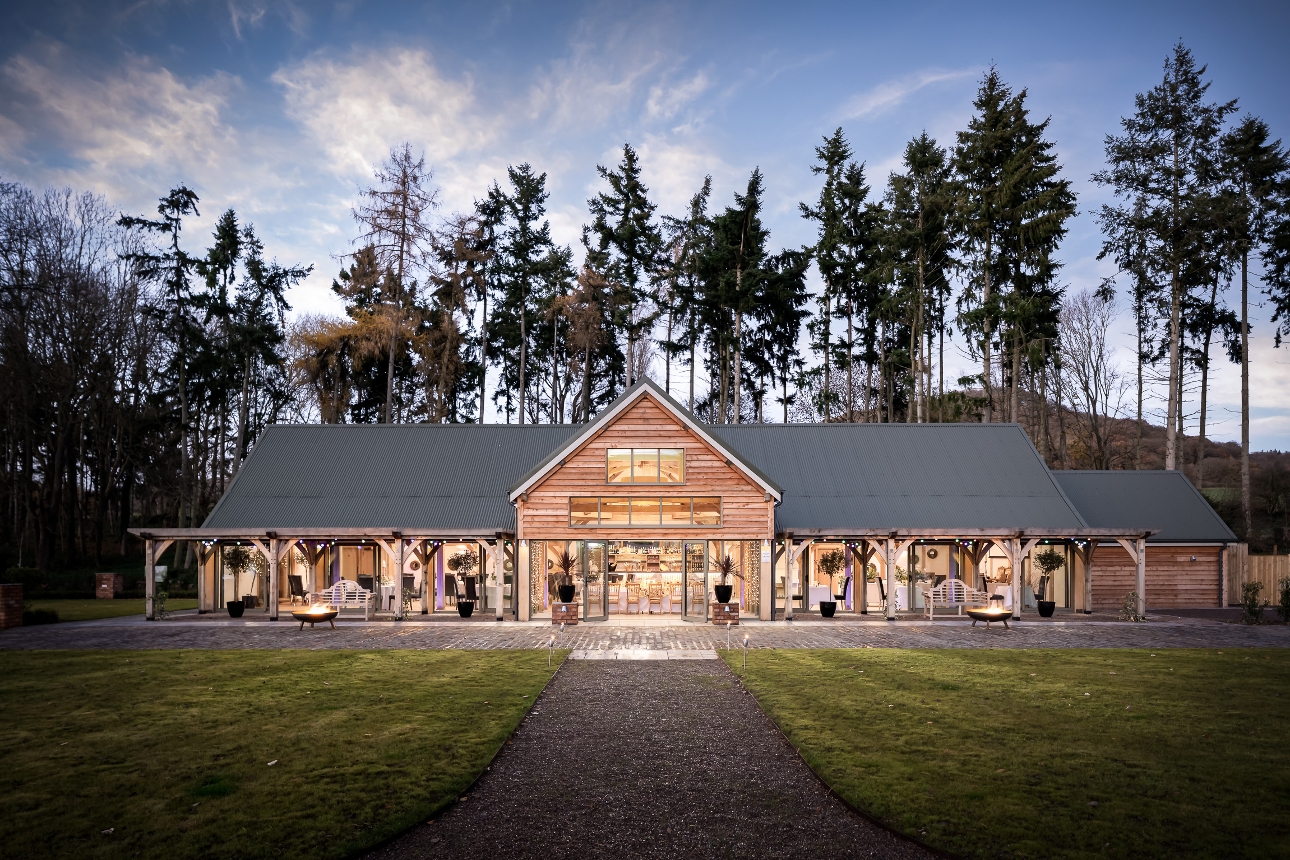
[
  {"x1": 1277, "y1": 577, "x2": 1290, "y2": 623},
  {"x1": 1240, "y1": 581, "x2": 1268, "y2": 625},
  {"x1": 1119, "y1": 591, "x2": 1145, "y2": 622},
  {"x1": 22, "y1": 607, "x2": 58, "y2": 625}
]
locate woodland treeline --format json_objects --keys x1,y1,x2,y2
[{"x1": 3, "y1": 42, "x2": 1289, "y2": 571}]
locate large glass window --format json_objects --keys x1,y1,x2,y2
[
  {"x1": 600, "y1": 497, "x2": 630, "y2": 526},
  {"x1": 569, "y1": 497, "x2": 599, "y2": 526},
  {"x1": 568, "y1": 496, "x2": 721, "y2": 526},
  {"x1": 607, "y1": 448, "x2": 685, "y2": 483},
  {"x1": 630, "y1": 497, "x2": 662, "y2": 525},
  {"x1": 606, "y1": 449, "x2": 632, "y2": 483}
]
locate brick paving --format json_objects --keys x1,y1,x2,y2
[{"x1": 2, "y1": 616, "x2": 1288, "y2": 650}]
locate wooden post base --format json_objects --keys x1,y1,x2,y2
[
  {"x1": 552, "y1": 602, "x2": 580, "y2": 625},
  {"x1": 711, "y1": 602, "x2": 739, "y2": 625}
]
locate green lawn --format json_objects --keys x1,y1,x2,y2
[
  {"x1": 24, "y1": 599, "x2": 198, "y2": 622},
  {"x1": 722, "y1": 649, "x2": 1290, "y2": 859},
  {"x1": 0, "y1": 650, "x2": 561, "y2": 859}
]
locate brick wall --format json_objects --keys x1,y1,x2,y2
[
  {"x1": 711, "y1": 602, "x2": 739, "y2": 626},
  {"x1": 552, "y1": 602, "x2": 580, "y2": 625},
  {"x1": 0, "y1": 583, "x2": 22, "y2": 629},
  {"x1": 96, "y1": 573, "x2": 124, "y2": 599}
]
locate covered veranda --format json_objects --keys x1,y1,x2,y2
[
  {"x1": 773, "y1": 528, "x2": 1156, "y2": 621},
  {"x1": 130, "y1": 528, "x2": 516, "y2": 622}
]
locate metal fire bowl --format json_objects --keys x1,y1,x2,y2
[
  {"x1": 292, "y1": 608, "x2": 338, "y2": 629},
  {"x1": 966, "y1": 607, "x2": 1011, "y2": 628}
]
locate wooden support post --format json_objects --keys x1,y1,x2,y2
[
  {"x1": 885, "y1": 538, "x2": 897, "y2": 620},
  {"x1": 1136, "y1": 537, "x2": 1147, "y2": 618},
  {"x1": 394, "y1": 538, "x2": 405, "y2": 620},
  {"x1": 1084, "y1": 542, "x2": 1096, "y2": 613},
  {"x1": 145, "y1": 539, "x2": 156, "y2": 621},
  {"x1": 517, "y1": 541, "x2": 530, "y2": 622},
  {"x1": 1010, "y1": 537, "x2": 1022, "y2": 620},
  {"x1": 196, "y1": 542, "x2": 207, "y2": 614},
  {"x1": 421, "y1": 541, "x2": 432, "y2": 615},
  {"x1": 493, "y1": 542, "x2": 504, "y2": 620},
  {"x1": 268, "y1": 537, "x2": 281, "y2": 621}
]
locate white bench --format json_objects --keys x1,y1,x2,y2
[
  {"x1": 922, "y1": 579, "x2": 990, "y2": 619},
  {"x1": 313, "y1": 580, "x2": 374, "y2": 620}
]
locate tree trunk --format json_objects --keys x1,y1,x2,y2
[
  {"x1": 981, "y1": 236, "x2": 994, "y2": 424},
  {"x1": 479, "y1": 285, "x2": 488, "y2": 423},
  {"x1": 846, "y1": 297, "x2": 854, "y2": 422},
  {"x1": 518, "y1": 277, "x2": 527, "y2": 425},
  {"x1": 1241, "y1": 249, "x2": 1252, "y2": 539},
  {"x1": 822, "y1": 281, "x2": 832, "y2": 421}
]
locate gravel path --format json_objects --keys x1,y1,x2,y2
[
  {"x1": 3, "y1": 618, "x2": 1289, "y2": 651},
  {"x1": 364, "y1": 659, "x2": 936, "y2": 860}
]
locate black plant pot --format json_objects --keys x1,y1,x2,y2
[
  {"x1": 558, "y1": 584, "x2": 576, "y2": 603},
  {"x1": 819, "y1": 600, "x2": 838, "y2": 618},
  {"x1": 226, "y1": 600, "x2": 245, "y2": 618},
  {"x1": 714, "y1": 584, "x2": 733, "y2": 604},
  {"x1": 1037, "y1": 600, "x2": 1056, "y2": 618},
  {"x1": 457, "y1": 600, "x2": 475, "y2": 618}
]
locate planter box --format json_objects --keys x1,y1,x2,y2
[
  {"x1": 711, "y1": 602, "x2": 739, "y2": 625},
  {"x1": 552, "y1": 602, "x2": 580, "y2": 625},
  {"x1": 0, "y1": 583, "x2": 22, "y2": 629},
  {"x1": 96, "y1": 573, "x2": 124, "y2": 599}
]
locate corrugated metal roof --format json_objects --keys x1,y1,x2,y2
[
  {"x1": 202, "y1": 424, "x2": 580, "y2": 531},
  {"x1": 708, "y1": 423, "x2": 1089, "y2": 532},
  {"x1": 1051, "y1": 470, "x2": 1238, "y2": 543},
  {"x1": 204, "y1": 418, "x2": 1229, "y2": 541}
]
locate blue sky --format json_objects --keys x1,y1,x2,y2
[{"x1": 1, "y1": 0, "x2": 1288, "y2": 446}]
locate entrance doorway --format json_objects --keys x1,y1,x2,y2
[{"x1": 584, "y1": 542, "x2": 607, "y2": 621}]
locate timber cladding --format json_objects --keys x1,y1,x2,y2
[
  {"x1": 1090, "y1": 544, "x2": 1221, "y2": 610},
  {"x1": 516, "y1": 395, "x2": 774, "y2": 541}
]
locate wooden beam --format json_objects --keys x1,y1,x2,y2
[{"x1": 145, "y1": 540, "x2": 156, "y2": 621}]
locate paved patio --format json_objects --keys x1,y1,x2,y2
[
  {"x1": 3, "y1": 614, "x2": 1288, "y2": 650},
  {"x1": 363, "y1": 659, "x2": 937, "y2": 860}
]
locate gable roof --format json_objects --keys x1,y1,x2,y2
[
  {"x1": 1051, "y1": 470, "x2": 1237, "y2": 543},
  {"x1": 709, "y1": 422, "x2": 1090, "y2": 533},
  {"x1": 202, "y1": 423, "x2": 579, "y2": 533},
  {"x1": 506, "y1": 377, "x2": 782, "y2": 501}
]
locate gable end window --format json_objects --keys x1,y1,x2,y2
[
  {"x1": 607, "y1": 448, "x2": 684, "y2": 483},
  {"x1": 568, "y1": 497, "x2": 720, "y2": 527}
]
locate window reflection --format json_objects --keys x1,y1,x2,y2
[
  {"x1": 607, "y1": 449, "x2": 632, "y2": 483},
  {"x1": 659, "y1": 449, "x2": 684, "y2": 482}
]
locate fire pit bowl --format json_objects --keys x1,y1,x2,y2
[
  {"x1": 292, "y1": 607, "x2": 338, "y2": 629},
  {"x1": 966, "y1": 606, "x2": 1012, "y2": 629}
]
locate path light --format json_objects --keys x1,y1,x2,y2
[
  {"x1": 743, "y1": 634, "x2": 749, "y2": 673},
  {"x1": 548, "y1": 635, "x2": 556, "y2": 669},
  {"x1": 726, "y1": 620, "x2": 732, "y2": 651}
]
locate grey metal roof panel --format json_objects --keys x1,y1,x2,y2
[
  {"x1": 203, "y1": 423, "x2": 580, "y2": 531},
  {"x1": 1051, "y1": 471, "x2": 1238, "y2": 543},
  {"x1": 709, "y1": 423, "x2": 1087, "y2": 532}
]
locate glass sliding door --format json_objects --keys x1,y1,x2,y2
[
  {"x1": 683, "y1": 541, "x2": 707, "y2": 621},
  {"x1": 584, "y1": 541, "x2": 608, "y2": 621}
]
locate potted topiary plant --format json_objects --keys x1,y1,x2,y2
[
  {"x1": 223, "y1": 545, "x2": 251, "y2": 617},
  {"x1": 817, "y1": 549, "x2": 846, "y2": 618},
  {"x1": 447, "y1": 548, "x2": 478, "y2": 617},
  {"x1": 713, "y1": 554, "x2": 742, "y2": 604},
  {"x1": 554, "y1": 549, "x2": 577, "y2": 604},
  {"x1": 1032, "y1": 548, "x2": 1064, "y2": 618}
]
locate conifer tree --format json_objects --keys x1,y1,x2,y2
[
  {"x1": 586, "y1": 144, "x2": 662, "y2": 390},
  {"x1": 1093, "y1": 43, "x2": 1235, "y2": 469},
  {"x1": 1222, "y1": 115, "x2": 1290, "y2": 538}
]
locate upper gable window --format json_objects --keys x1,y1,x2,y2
[{"x1": 607, "y1": 448, "x2": 684, "y2": 483}]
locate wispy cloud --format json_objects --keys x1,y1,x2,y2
[
  {"x1": 273, "y1": 48, "x2": 498, "y2": 211},
  {"x1": 839, "y1": 67, "x2": 976, "y2": 120},
  {"x1": 0, "y1": 43, "x2": 240, "y2": 202}
]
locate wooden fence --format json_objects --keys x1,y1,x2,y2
[{"x1": 1225, "y1": 545, "x2": 1289, "y2": 606}]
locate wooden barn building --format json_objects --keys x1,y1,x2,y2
[{"x1": 133, "y1": 379, "x2": 1237, "y2": 623}]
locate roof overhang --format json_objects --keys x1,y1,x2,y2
[
  {"x1": 129, "y1": 528, "x2": 512, "y2": 541},
  {"x1": 775, "y1": 528, "x2": 1156, "y2": 540},
  {"x1": 507, "y1": 378, "x2": 782, "y2": 503}
]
